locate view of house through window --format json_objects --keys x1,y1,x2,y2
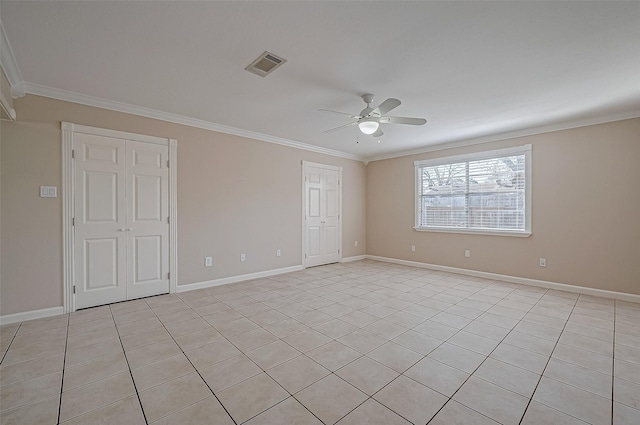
[{"x1": 415, "y1": 145, "x2": 531, "y2": 234}]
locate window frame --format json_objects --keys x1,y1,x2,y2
[{"x1": 414, "y1": 144, "x2": 532, "y2": 237}]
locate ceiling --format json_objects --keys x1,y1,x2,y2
[{"x1": 2, "y1": 1, "x2": 639, "y2": 161}]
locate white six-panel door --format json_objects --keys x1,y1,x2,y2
[
  {"x1": 304, "y1": 162, "x2": 341, "y2": 267},
  {"x1": 125, "y1": 141, "x2": 169, "y2": 299},
  {"x1": 74, "y1": 134, "x2": 169, "y2": 309}
]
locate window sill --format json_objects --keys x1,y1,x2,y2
[{"x1": 413, "y1": 227, "x2": 531, "y2": 238}]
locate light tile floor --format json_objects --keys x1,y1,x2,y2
[{"x1": 1, "y1": 260, "x2": 640, "y2": 424}]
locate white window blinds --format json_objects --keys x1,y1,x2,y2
[{"x1": 415, "y1": 145, "x2": 531, "y2": 235}]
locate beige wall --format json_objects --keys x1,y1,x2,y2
[
  {"x1": 367, "y1": 118, "x2": 640, "y2": 295},
  {"x1": 0, "y1": 95, "x2": 366, "y2": 316}
]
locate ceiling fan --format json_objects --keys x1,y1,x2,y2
[{"x1": 320, "y1": 93, "x2": 427, "y2": 138}]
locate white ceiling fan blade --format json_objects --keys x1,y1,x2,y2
[
  {"x1": 318, "y1": 109, "x2": 359, "y2": 118},
  {"x1": 380, "y1": 116, "x2": 427, "y2": 125},
  {"x1": 324, "y1": 121, "x2": 357, "y2": 133},
  {"x1": 376, "y1": 98, "x2": 401, "y2": 115},
  {"x1": 372, "y1": 128, "x2": 384, "y2": 138}
]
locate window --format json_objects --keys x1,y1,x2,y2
[{"x1": 415, "y1": 145, "x2": 531, "y2": 236}]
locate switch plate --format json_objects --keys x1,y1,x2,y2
[
  {"x1": 539, "y1": 258, "x2": 546, "y2": 267},
  {"x1": 465, "y1": 250, "x2": 470, "y2": 258},
  {"x1": 354, "y1": 241, "x2": 358, "y2": 247},
  {"x1": 276, "y1": 249, "x2": 281, "y2": 257},
  {"x1": 240, "y1": 253, "x2": 246, "y2": 262},
  {"x1": 205, "y1": 257, "x2": 213, "y2": 267},
  {"x1": 411, "y1": 245, "x2": 416, "y2": 252},
  {"x1": 40, "y1": 186, "x2": 57, "y2": 198}
]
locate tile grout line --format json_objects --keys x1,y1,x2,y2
[
  {"x1": 178, "y1": 289, "x2": 333, "y2": 425},
  {"x1": 516, "y1": 295, "x2": 579, "y2": 425},
  {"x1": 317, "y1": 277, "x2": 526, "y2": 425},
  {"x1": 142, "y1": 297, "x2": 240, "y2": 425},
  {"x1": 56, "y1": 315, "x2": 70, "y2": 425},
  {"x1": 611, "y1": 300, "x2": 616, "y2": 424},
  {"x1": 300, "y1": 274, "x2": 541, "y2": 424},
  {"x1": 0, "y1": 322, "x2": 22, "y2": 365},
  {"x1": 418, "y1": 282, "x2": 537, "y2": 424},
  {"x1": 109, "y1": 305, "x2": 151, "y2": 425},
  {"x1": 185, "y1": 274, "x2": 405, "y2": 424}
]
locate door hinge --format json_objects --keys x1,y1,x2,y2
[
  {"x1": 167, "y1": 216, "x2": 170, "y2": 224},
  {"x1": 305, "y1": 253, "x2": 307, "y2": 258},
  {"x1": 167, "y1": 160, "x2": 170, "y2": 168},
  {"x1": 72, "y1": 217, "x2": 75, "y2": 226},
  {"x1": 338, "y1": 249, "x2": 340, "y2": 254},
  {"x1": 73, "y1": 286, "x2": 76, "y2": 294},
  {"x1": 167, "y1": 272, "x2": 170, "y2": 279},
  {"x1": 71, "y1": 150, "x2": 75, "y2": 159}
]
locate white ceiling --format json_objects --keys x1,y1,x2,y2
[{"x1": 2, "y1": 1, "x2": 639, "y2": 161}]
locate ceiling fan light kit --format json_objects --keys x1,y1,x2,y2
[
  {"x1": 358, "y1": 119, "x2": 379, "y2": 135},
  {"x1": 321, "y1": 94, "x2": 427, "y2": 140}
]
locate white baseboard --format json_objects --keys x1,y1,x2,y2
[
  {"x1": 177, "y1": 265, "x2": 305, "y2": 293},
  {"x1": 366, "y1": 255, "x2": 640, "y2": 303},
  {"x1": 342, "y1": 255, "x2": 367, "y2": 263},
  {"x1": 0, "y1": 306, "x2": 65, "y2": 326}
]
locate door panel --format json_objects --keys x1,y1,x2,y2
[
  {"x1": 84, "y1": 172, "x2": 118, "y2": 222},
  {"x1": 134, "y1": 235, "x2": 162, "y2": 283},
  {"x1": 126, "y1": 141, "x2": 169, "y2": 300},
  {"x1": 75, "y1": 134, "x2": 127, "y2": 309},
  {"x1": 84, "y1": 238, "x2": 118, "y2": 289},
  {"x1": 84, "y1": 143, "x2": 118, "y2": 163},
  {"x1": 304, "y1": 164, "x2": 341, "y2": 267},
  {"x1": 134, "y1": 175, "x2": 162, "y2": 221}
]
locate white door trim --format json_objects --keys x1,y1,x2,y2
[
  {"x1": 301, "y1": 161, "x2": 342, "y2": 268},
  {"x1": 62, "y1": 122, "x2": 178, "y2": 313}
]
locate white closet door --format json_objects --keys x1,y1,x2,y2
[
  {"x1": 125, "y1": 141, "x2": 169, "y2": 299},
  {"x1": 74, "y1": 135, "x2": 169, "y2": 309},
  {"x1": 74, "y1": 134, "x2": 127, "y2": 309},
  {"x1": 305, "y1": 164, "x2": 341, "y2": 267}
]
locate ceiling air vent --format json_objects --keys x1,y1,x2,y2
[{"x1": 245, "y1": 51, "x2": 287, "y2": 77}]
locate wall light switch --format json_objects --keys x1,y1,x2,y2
[
  {"x1": 354, "y1": 241, "x2": 358, "y2": 247},
  {"x1": 465, "y1": 250, "x2": 470, "y2": 258},
  {"x1": 539, "y1": 258, "x2": 546, "y2": 267},
  {"x1": 240, "y1": 253, "x2": 246, "y2": 262},
  {"x1": 205, "y1": 257, "x2": 213, "y2": 267},
  {"x1": 276, "y1": 249, "x2": 281, "y2": 257},
  {"x1": 40, "y1": 186, "x2": 57, "y2": 198},
  {"x1": 411, "y1": 245, "x2": 416, "y2": 252}
]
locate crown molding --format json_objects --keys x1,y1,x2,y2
[
  {"x1": 365, "y1": 109, "x2": 640, "y2": 163},
  {"x1": 21, "y1": 82, "x2": 366, "y2": 162},
  {"x1": 0, "y1": 20, "x2": 24, "y2": 95},
  {"x1": 15, "y1": 82, "x2": 640, "y2": 165}
]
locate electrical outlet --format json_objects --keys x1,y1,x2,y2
[
  {"x1": 204, "y1": 257, "x2": 213, "y2": 267},
  {"x1": 276, "y1": 249, "x2": 281, "y2": 257},
  {"x1": 539, "y1": 258, "x2": 546, "y2": 267},
  {"x1": 354, "y1": 241, "x2": 358, "y2": 247},
  {"x1": 465, "y1": 250, "x2": 470, "y2": 258},
  {"x1": 240, "y1": 253, "x2": 246, "y2": 262},
  {"x1": 411, "y1": 245, "x2": 416, "y2": 252}
]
